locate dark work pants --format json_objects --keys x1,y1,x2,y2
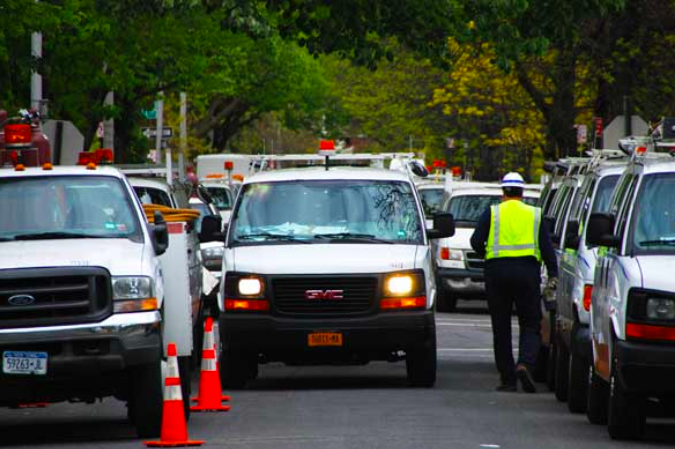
[{"x1": 485, "y1": 258, "x2": 542, "y2": 384}]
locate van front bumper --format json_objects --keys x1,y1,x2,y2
[
  {"x1": 0, "y1": 312, "x2": 162, "y2": 405},
  {"x1": 220, "y1": 311, "x2": 435, "y2": 364},
  {"x1": 615, "y1": 339, "x2": 675, "y2": 394}
]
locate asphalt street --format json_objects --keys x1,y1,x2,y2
[{"x1": 1, "y1": 300, "x2": 674, "y2": 448}]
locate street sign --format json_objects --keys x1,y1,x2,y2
[{"x1": 141, "y1": 127, "x2": 173, "y2": 140}]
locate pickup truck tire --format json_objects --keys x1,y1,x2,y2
[
  {"x1": 608, "y1": 364, "x2": 645, "y2": 440},
  {"x1": 128, "y1": 361, "x2": 163, "y2": 438},
  {"x1": 554, "y1": 338, "x2": 569, "y2": 402},
  {"x1": 220, "y1": 347, "x2": 256, "y2": 389},
  {"x1": 586, "y1": 364, "x2": 608, "y2": 425},
  {"x1": 406, "y1": 333, "x2": 437, "y2": 387},
  {"x1": 567, "y1": 353, "x2": 588, "y2": 413}
]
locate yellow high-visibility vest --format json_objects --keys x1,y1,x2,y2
[{"x1": 486, "y1": 200, "x2": 542, "y2": 261}]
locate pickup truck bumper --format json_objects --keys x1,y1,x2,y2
[
  {"x1": 220, "y1": 311, "x2": 435, "y2": 364},
  {"x1": 0, "y1": 311, "x2": 161, "y2": 406},
  {"x1": 615, "y1": 339, "x2": 675, "y2": 395},
  {"x1": 436, "y1": 267, "x2": 485, "y2": 297}
]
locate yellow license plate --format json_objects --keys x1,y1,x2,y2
[{"x1": 308, "y1": 332, "x2": 343, "y2": 347}]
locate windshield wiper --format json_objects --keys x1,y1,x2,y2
[
  {"x1": 313, "y1": 232, "x2": 394, "y2": 244},
  {"x1": 639, "y1": 238, "x2": 675, "y2": 246},
  {"x1": 236, "y1": 233, "x2": 310, "y2": 244},
  {"x1": 13, "y1": 232, "x2": 109, "y2": 241}
]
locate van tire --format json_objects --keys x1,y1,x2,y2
[
  {"x1": 608, "y1": 364, "x2": 645, "y2": 440},
  {"x1": 128, "y1": 361, "x2": 163, "y2": 438},
  {"x1": 220, "y1": 347, "x2": 254, "y2": 389},
  {"x1": 567, "y1": 353, "x2": 588, "y2": 413},
  {"x1": 586, "y1": 364, "x2": 608, "y2": 425},
  {"x1": 178, "y1": 356, "x2": 192, "y2": 422},
  {"x1": 554, "y1": 339, "x2": 569, "y2": 402},
  {"x1": 406, "y1": 333, "x2": 437, "y2": 387},
  {"x1": 436, "y1": 288, "x2": 457, "y2": 313}
]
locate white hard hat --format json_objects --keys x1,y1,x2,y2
[{"x1": 500, "y1": 172, "x2": 525, "y2": 188}]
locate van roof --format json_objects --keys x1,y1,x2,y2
[{"x1": 243, "y1": 166, "x2": 412, "y2": 184}]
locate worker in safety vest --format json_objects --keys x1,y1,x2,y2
[{"x1": 470, "y1": 172, "x2": 558, "y2": 393}]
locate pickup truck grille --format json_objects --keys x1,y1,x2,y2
[
  {"x1": 0, "y1": 267, "x2": 112, "y2": 329},
  {"x1": 272, "y1": 276, "x2": 378, "y2": 316},
  {"x1": 465, "y1": 252, "x2": 485, "y2": 270}
]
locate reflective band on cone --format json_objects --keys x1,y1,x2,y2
[
  {"x1": 191, "y1": 317, "x2": 231, "y2": 412},
  {"x1": 144, "y1": 343, "x2": 205, "y2": 447}
]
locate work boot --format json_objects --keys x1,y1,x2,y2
[{"x1": 516, "y1": 364, "x2": 536, "y2": 393}]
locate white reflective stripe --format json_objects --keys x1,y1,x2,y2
[
  {"x1": 165, "y1": 384, "x2": 183, "y2": 401},
  {"x1": 166, "y1": 357, "x2": 180, "y2": 379},
  {"x1": 201, "y1": 357, "x2": 217, "y2": 372},
  {"x1": 493, "y1": 243, "x2": 536, "y2": 251},
  {"x1": 491, "y1": 205, "x2": 500, "y2": 257},
  {"x1": 203, "y1": 328, "x2": 214, "y2": 351}
]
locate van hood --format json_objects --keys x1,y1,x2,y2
[
  {"x1": 636, "y1": 256, "x2": 675, "y2": 291},
  {"x1": 230, "y1": 244, "x2": 419, "y2": 274},
  {"x1": 438, "y1": 227, "x2": 475, "y2": 250},
  {"x1": 0, "y1": 239, "x2": 146, "y2": 275}
]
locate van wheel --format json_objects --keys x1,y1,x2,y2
[
  {"x1": 178, "y1": 356, "x2": 192, "y2": 422},
  {"x1": 220, "y1": 347, "x2": 255, "y2": 389},
  {"x1": 567, "y1": 353, "x2": 588, "y2": 413},
  {"x1": 128, "y1": 361, "x2": 163, "y2": 438},
  {"x1": 533, "y1": 345, "x2": 549, "y2": 382},
  {"x1": 608, "y1": 363, "x2": 645, "y2": 440},
  {"x1": 436, "y1": 288, "x2": 457, "y2": 313},
  {"x1": 586, "y1": 364, "x2": 608, "y2": 425},
  {"x1": 406, "y1": 333, "x2": 437, "y2": 387},
  {"x1": 554, "y1": 339, "x2": 569, "y2": 402}
]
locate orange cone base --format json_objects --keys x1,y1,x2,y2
[
  {"x1": 190, "y1": 403, "x2": 231, "y2": 412},
  {"x1": 144, "y1": 439, "x2": 205, "y2": 447},
  {"x1": 191, "y1": 395, "x2": 231, "y2": 403}
]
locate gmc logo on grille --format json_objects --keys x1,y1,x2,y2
[{"x1": 305, "y1": 290, "x2": 344, "y2": 300}]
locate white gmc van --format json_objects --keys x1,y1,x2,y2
[{"x1": 201, "y1": 166, "x2": 455, "y2": 388}]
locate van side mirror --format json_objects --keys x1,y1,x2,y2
[
  {"x1": 151, "y1": 211, "x2": 169, "y2": 256},
  {"x1": 427, "y1": 213, "x2": 455, "y2": 240},
  {"x1": 199, "y1": 215, "x2": 224, "y2": 243},
  {"x1": 563, "y1": 219, "x2": 580, "y2": 250},
  {"x1": 586, "y1": 212, "x2": 619, "y2": 248}
]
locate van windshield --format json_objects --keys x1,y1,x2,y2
[
  {"x1": 418, "y1": 187, "x2": 445, "y2": 216},
  {"x1": 0, "y1": 176, "x2": 141, "y2": 242},
  {"x1": 631, "y1": 173, "x2": 675, "y2": 254},
  {"x1": 447, "y1": 194, "x2": 537, "y2": 226},
  {"x1": 231, "y1": 180, "x2": 423, "y2": 245}
]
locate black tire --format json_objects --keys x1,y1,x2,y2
[
  {"x1": 178, "y1": 356, "x2": 192, "y2": 422},
  {"x1": 567, "y1": 353, "x2": 589, "y2": 413},
  {"x1": 406, "y1": 333, "x2": 437, "y2": 387},
  {"x1": 586, "y1": 363, "x2": 609, "y2": 425},
  {"x1": 220, "y1": 347, "x2": 255, "y2": 389},
  {"x1": 128, "y1": 361, "x2": 163, "y2": 438},
  {"x1": 437, "y1": 288, "x2": 457, "y2": 313},
  {"x1": 608, "y1": 362, "x2": 645, "y2": 440},
  {"x1": 554, "y1": 338, "x2": 569, "y2": 402}
]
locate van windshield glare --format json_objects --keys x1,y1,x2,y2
[{"x1": 231, "y1": 180, "x2": 423, "y2": 245}]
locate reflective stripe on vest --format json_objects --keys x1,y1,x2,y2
[{"x1": 486, "y1": 200, "x2": 542, "y2": 261}]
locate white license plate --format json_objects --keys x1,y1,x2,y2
[{"x1": 3, "y1": 351, "x2": 48, "y2": 375}]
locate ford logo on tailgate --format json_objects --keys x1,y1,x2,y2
[{"x1": 7, "y1": 294, "x2": 36, "y2": 306}]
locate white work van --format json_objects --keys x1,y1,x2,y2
[
  {"x1": 200, "y1": 166, "x2": 454, "y2": 388},
  {"x1": 434, "y1": 182, "x2": 540, "y2": 311},
  {"x1": 586, "y1": 149, "x2": 675, "y2": 440},
  {"x1": 0, "y1": 165, "x2": 169, "y2": 437}
]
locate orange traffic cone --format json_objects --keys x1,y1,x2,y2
[
  {"x1": 145, "y1": 343, "x2": 204, "y2": 447},
  {"x1": 191, "y1": 317, "x2": 231, "y2": 412}
]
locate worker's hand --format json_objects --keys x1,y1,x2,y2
[{"x1": 542, "y1": 277, "x2": 558, "y2": 312}]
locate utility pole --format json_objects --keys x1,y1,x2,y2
[
  {"x1": 179, "y1": 92, "x2": 187, "y2": 180},
  {"x1": 103, "y1": 92, "x2": 114, "y2": 150},
  {"x1": 31, "y1": 30, "x2": 42, "y2": 112}
]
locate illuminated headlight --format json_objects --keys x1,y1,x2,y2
[
  {"x1": 647, "y1": 298, "x2": 675, "y2": 320},
  {"x1": 112, "y1": 277, "x2": 156, "y2": 313},
  {"x1": 202, "y1": 246, "x2": 224, "y2": 260},
  {"x1": 113, "y1": 276, "x2": 153, "y2": 300},
  {"x1": 238, "y1": 277, "x2": 263, "y2": 296},
  {"x1": 386, "y1": 275, "x2": 414, "y2": 296}
]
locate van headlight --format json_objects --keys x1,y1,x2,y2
[
  {"x1": 112, "y1": 276, "x2": 157, "y2": 313},
  {"x1": 647, "y1": 298, "x2": 675, "y2": 320},
  {"x1": 238, "y1": 277, "x2": 264, "y2": 296}
]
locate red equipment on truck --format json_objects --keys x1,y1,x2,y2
[{"x1": 0, "y1": 109, "x2": 51, "y2": 167}]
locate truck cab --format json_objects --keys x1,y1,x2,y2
[
  {"x1": 0, "y1": 165, "x2": 167, "y2": 437},
  {"x1": 204, "y1": 165, "x2": 454, "y2": 388}
]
